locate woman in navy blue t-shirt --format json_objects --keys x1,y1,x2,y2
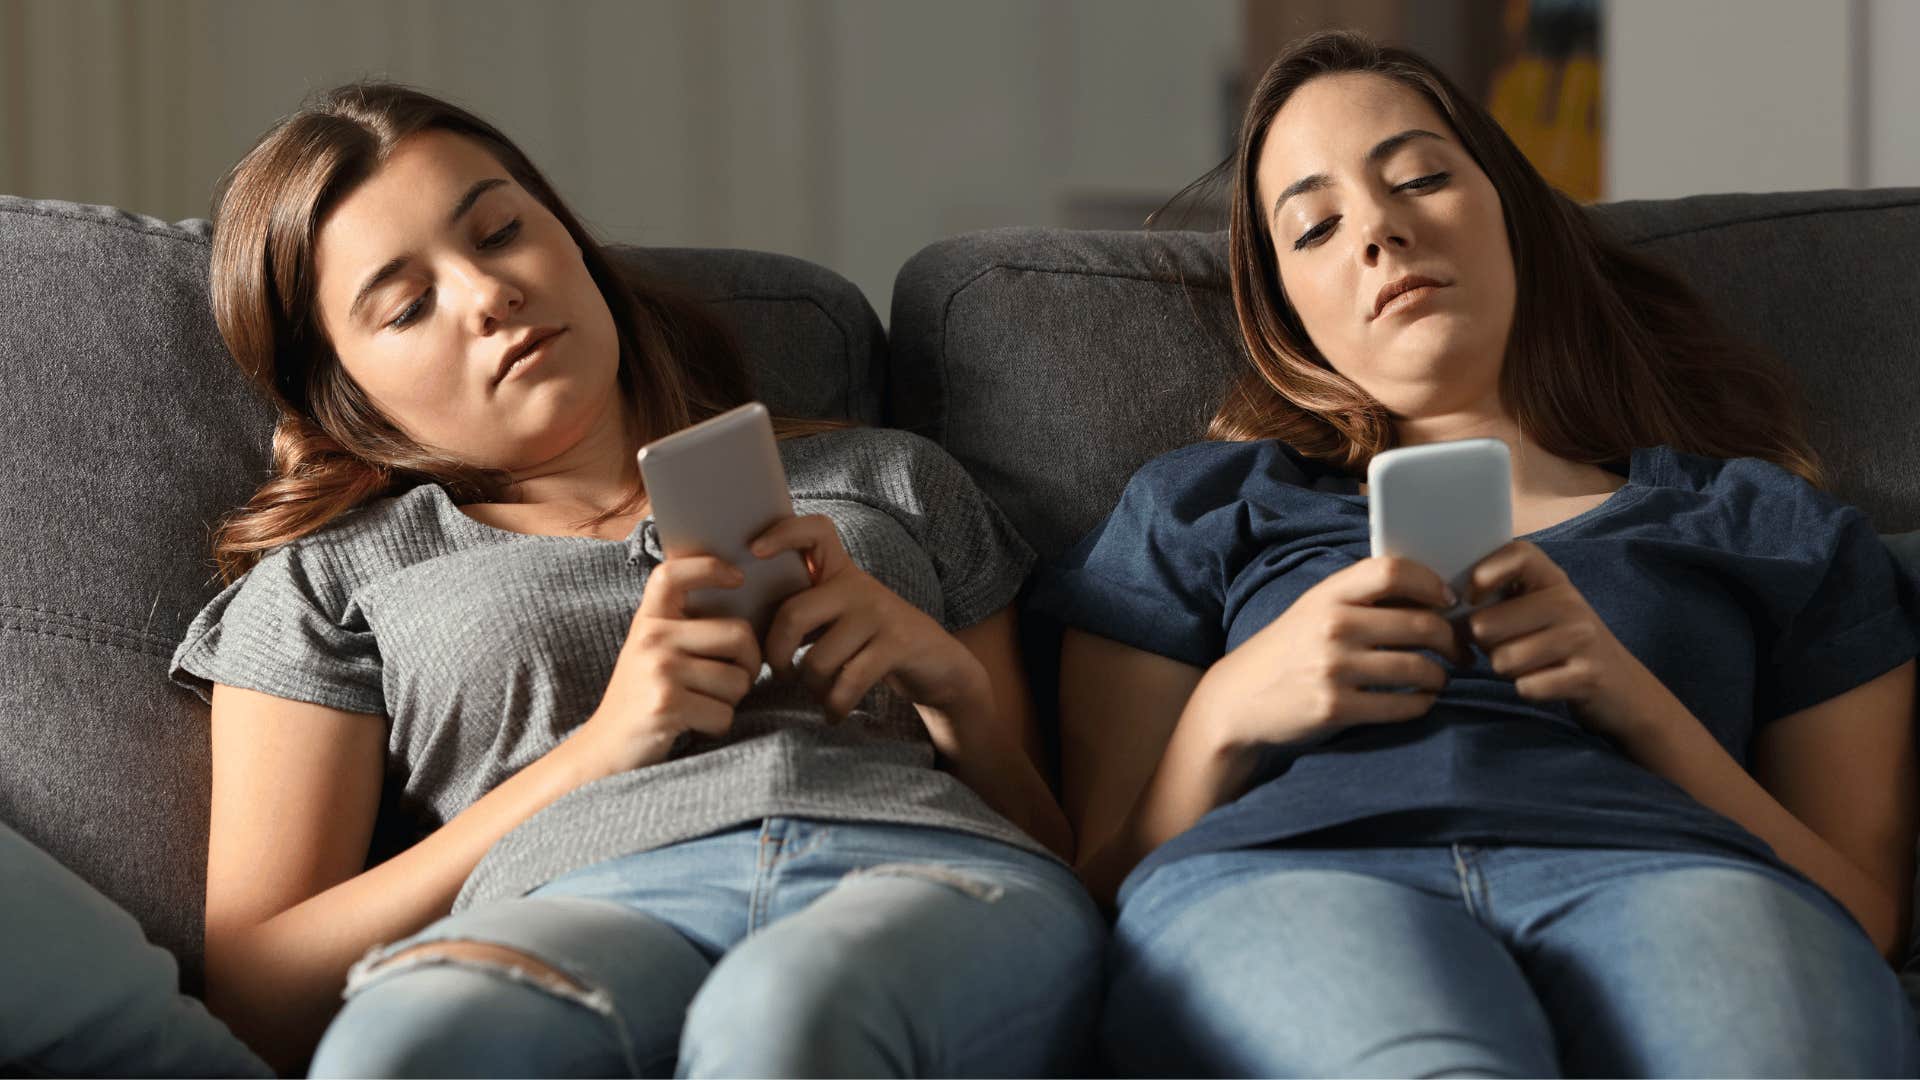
[{"x1": 1034, "y1": 31, "x2": 1920, "y2": 1077}]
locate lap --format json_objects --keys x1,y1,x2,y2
[
  {"x1": 1111, "y1": 843, "x2": 1918, "y2": 1077},
  {"x1": 316, "y1": 820, "x2": 1103, "y2": 1077},
  {"x1": 683, "y1": 822, "x2": 1107, "y2": 1076},
  {"x1": 1490, "y1": 848, "x2": 1920, "y2": 1076},
  {"x1": 1107, "y1": 851, "x2": 1559, "y2": 1077}
]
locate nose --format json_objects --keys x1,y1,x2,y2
[
  {"x1": 1356, "y1": 207, "x2": 1412, "y2": 265},
  {"x1": 450, "y1": 259, "x2": 524, "y2": 334}
]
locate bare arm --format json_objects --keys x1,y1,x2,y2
[
  {"x1": 939, "y1": 606, "x2": 1075, "y2": 861},
  {"x1": 204, "y1": 556, "x2": 764, "y2": 1072},
  {"x1": 1614, "y1": 660, "x2": 1917, "y2": 959},
  {"x1": 1061, "y1": 630, "x2": 1230, "y2": 908},
  {"x1": 750, "y1": 517, "x2": 1074, "y2": 861},
  {"x1": 1461, "y1": 540, "x2": 1917, "y2": 958},
  {"x1": 204, "y1": 685, "x2": 630, "y2": 1073},
  {"x1": 1062, "y1": 559, "x2": 1460, "y2": 909}
]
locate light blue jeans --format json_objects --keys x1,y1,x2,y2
[
  {"x1": 309, "y1": 818, "x2": 1105, "y2": 1078},
  {"x1": 1104, "y1": 843, "x2": 1918, "y2": 1078},
  {"x1": 0, "y1": 821, "x2": 271, "y2": 1077}
]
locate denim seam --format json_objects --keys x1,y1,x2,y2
[
  {"x1": 749, "y1": 822, "x2": 780, "y2": 932},
  {"x1": 772, "y1": 823, "x2": 833, "y2": 864}
]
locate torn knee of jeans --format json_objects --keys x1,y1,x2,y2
[
  {"x1": 344, "y1": 939, "x2": 614, "y2": 1016},
  {"x1": 839, "y1": 862, "x2": 1007, "y2": 903}
]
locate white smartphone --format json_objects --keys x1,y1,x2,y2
[
  {"x1": 1367, "y1": 438, "x2": 1513, "y2": 620},
  {"x1": 636, "y1": 402, "x2": 813, "y2": 637}
]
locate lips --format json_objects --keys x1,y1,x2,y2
[
  {"x1": 495, "y1": 326, "x2": 565, "y2": 384},
  {"x1": 1372, "y1": 275, "x2": 1448, "y2": 319}
]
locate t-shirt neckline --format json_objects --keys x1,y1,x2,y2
[
  {"x1": 417, "y1": 483, "x2": 653, "y2": 546},
  {"x1": 1318, "y1": 445, "x2": 1664, "y2": 542}
]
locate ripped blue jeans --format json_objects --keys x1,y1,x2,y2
[{"x1": 308, "y1": 818, "x2": 1105, "y2": 1078}]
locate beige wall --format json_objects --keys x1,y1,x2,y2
[
  {"x1": 1867, "y1": 0, "x2": 1920, "y2": 186},
  {"x1": 1605, "y1": 0, "x2": 1920, "y2": 199},
  {"x1": 0, "y1": 0, "x2": 1239, "y2": 318}
]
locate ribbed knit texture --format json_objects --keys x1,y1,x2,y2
[{"x1": 169, "y1": 427, "x2": 1048, "y2": 909}]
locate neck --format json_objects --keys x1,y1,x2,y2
[
  {"x1": 497, "y1": 395, "x2": 644, "y2": 519},
  {"x1": 1388, "y1": 408, "x2": 1617, "y2": 501}
]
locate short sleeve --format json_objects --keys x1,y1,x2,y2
[
  {"x1": 795, "y1": 428, "x2": 1038, "y2": 632},
  {"x1": 885, "y1": 432, "x2": 1037, "y2": 630},
  {"x1": 168, "y1": 543, "x2": 385, "y2": 716},
  {"x1": 1755, "y1": 493, "x2": 1920, "y2": 723},
  {"x1": 1027, "y1": 445, "x2": 1238, "y2": 668}
]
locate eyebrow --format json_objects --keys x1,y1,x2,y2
[
  {"x1": 347, "y1": 177, "x2": 511, "y2": 323},
  {"x1": 1270, "y1": 128, "x2": 1446, "y2": 225}
]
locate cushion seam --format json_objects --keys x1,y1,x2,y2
[
  {"x1": 705, "y1": 291, "x2": 860, "y2": 418},
  {"x1": 0, "y1": 598, "x2": 173, "y2": 637},
  {"x1": 1618, "y1": 199, "x2": 1920, "y2": 244},
  {"x1": 0, "y1": 202, "x2": 211, "y2": 246},
  {"x1": 0, "y1": 620, "x2": 174, "y2": 658}
]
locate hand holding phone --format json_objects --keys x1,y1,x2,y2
[
  {"x1": 1367, "y1": 438, "x2": 1514, "y2": 621},
  {"x1": 636, "y1": 402, "x2": 812, "y2": 638}
]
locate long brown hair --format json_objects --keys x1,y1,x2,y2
[
  {"x1": 207, "y1": 81, "x2": 837, "y2": 583},
  {"x1": 1213, "y1": 30, "x2": 1820, "y2": 484}
]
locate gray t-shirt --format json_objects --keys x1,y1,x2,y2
[{"x1": 170, "y1": 427, "x2": 1049, "y2": 910}]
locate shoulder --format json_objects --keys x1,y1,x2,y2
[
  {"x1": 238, "y1": 484, "x2": 468, "y2": 611},
  {"x1": 780, "y1": 426, "x2": 979, "y2": 502},
  {"x1": 1121, "y1": 438, "x2": 1322, "y2": 511},
  {"x1": 1656, "y1": 447, "x2": 1852, "y2": 520},
  {"x1": 1645, "y1": 447, "x2": 1876, "y2": 568}
]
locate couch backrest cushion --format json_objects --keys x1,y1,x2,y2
[
  {"x1": 0, "y1": 195, "x2": 885, "y2": 985},
  {"x1": 889, "y1": 188, "x2": 1920, "y2": 561}
]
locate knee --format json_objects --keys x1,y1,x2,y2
[
  {"x1": 680, "y1": 939, "x2": 900, "y2": 1073},
  {"x1": 309, "y1": 943, "x2": 630, "y2": 1078}
]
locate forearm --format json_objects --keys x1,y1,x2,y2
[
  {"x1": 1077, "y1": 683, "x2": 1258, "y2": 909},
  {"x1": 1611, "y1": 686, "x2": 1903, "y2": 958},
  {"x1": 931, "y1": 700, "x2": 1076, "y2": 861},
  {"x1": 210, "y1": 727, "x2": 663, "y2": 1070}
]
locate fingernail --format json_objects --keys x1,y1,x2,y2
[{"x1": 1442, "y1": 586, "x2": 1459, "y2": 607}]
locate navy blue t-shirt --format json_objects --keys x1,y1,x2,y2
[{"x1": 1029, "y1": 440, "x2": 1920, "y2": 906}]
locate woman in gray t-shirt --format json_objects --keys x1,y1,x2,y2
[{"x1": 169, "y1": 81, "x2": 1102, "y2": 1078}]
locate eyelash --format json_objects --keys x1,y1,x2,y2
[
  {"x1": 386, "y1": 218, "x2": 522, "y2": 330},
  {"x1": 1292, "y1": 172, "x2": 1451, "y2": 251}
]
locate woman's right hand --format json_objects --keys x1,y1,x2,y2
[
  {"x1": 569, "y1": 555, "x2": 764, "y2": 778},
  {"x1": 1194, "y1": 556, "x2": 1465, "y2": 753}
]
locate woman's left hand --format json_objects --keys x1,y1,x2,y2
[
  {"x1": 752, "y1": 515, "x2": 990, "y2": 748},
  {"x1": 1463, "y1": 539, "x2": 1662, "y2": 740}
]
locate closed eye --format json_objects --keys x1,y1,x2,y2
[
  {"x1": 1396, "y1": 171, "x2": 1450, "y2": 193},
  {"x1": 1291, "y1": 172, "x2": 1452, "y2": 252},
  {"x1": 1293, "y1": 216, "x2": 1340, "y2": 251},
  {"x1": 386, "y1": 219, "x2": 522, "y2": 331}
]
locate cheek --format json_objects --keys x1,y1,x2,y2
[
  {"x1": 1276, "y1": 265, "x2": 1352, "y2": 349},
  {"x1": 353, "y1": 343, "x2": 470, "y2": 424},
  {"x1": 1465, "y1": 188, "x2": 1514, "y2": 270}
]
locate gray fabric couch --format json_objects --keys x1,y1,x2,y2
[{"x1": 2, "y1": 186, "x2": 1917, "y2": 1027}]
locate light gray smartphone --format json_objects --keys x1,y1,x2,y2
[
  {"x1": 1367, "y1": 438, "x2": 1513, "y2": 620},
  {"x1": 636, "y1": 402, "x2": 813, "y2": 637}
]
